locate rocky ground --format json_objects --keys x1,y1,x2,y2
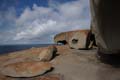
[{"x1": 0, "y1": 45, "x2": 120, "y2": 80}]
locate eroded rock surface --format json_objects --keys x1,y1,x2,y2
[
  {"x1": 0, "y1": 45, "x2": 58, "y2": 78},
  {"x1": 0, "y1": 45, "x2": 120, "y2": 80},
  {"x1": 39, "y1": 46, "x2": 57, "y2": 61},
  {"x1": 54, "y1": 30, "x2": 89, "y2": 44},
  {"x1": 1, "y1": 61, "x2": 52, "y2": 77},
  {"x1": 69, "y1": 31, "x2": 89, "y2": 49},
  {"x1": 0, "y1": 73, "x2": 63, "y2": 80},
  {"x1": 0, "y1": 45, "x2": 57, "y2": 66},
  {"x1": 54, "y1": 30, "x2": 97, "y2": 49}
]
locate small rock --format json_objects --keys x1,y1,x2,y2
[
  {"x1": 1, "y1": 61, "x2": 52, "y2": 77},
  {"x1": 39, "y1": 46, "x2": 57, "y2": 61}
]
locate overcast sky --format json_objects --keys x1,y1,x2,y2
[{"x1": 0, "y1": 0, "x2": 90, "y2": 44}]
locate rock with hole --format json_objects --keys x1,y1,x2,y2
[{"x1": 69, "y1": 30, "x2": 91, "y2": 49}]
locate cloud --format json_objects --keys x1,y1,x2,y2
[
  {"x1": 0, "y1": 6, "x2": 18, "y2": 44},
  {"x1": 0, "y1": 0, "x2": 90, "y2": 44},
  {"x1": 14, "y1": 20, "x2": 57, "y2": 40}
]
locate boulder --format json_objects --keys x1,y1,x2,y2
[
  {"x1": 69, "y1": 31, "x2": 89, "y2": 49},
  {"x1": 69, "y1": 32, "x2": 86, "y2": 49},
  {"x1": 54, "y1": 30, "x2": 97, "y2": 49},
  {"x1": 54, "y1": 30, "x2": 83, "y2": 45},
  {"x1": 69, "y1": 30, "x2": 97, "y2": 49},
  {"x1": 1, "y1": 61, "x2": 52, "y2": 77},
  {"x1": 38, "y1": 46, "x2": 57, "y2": 61}
]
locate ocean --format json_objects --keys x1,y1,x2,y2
[{"x1": 0, "y1": 44, "x2": 54, "y2": 54}]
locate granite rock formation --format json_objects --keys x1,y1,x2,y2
[
  {"x1": 1, "y1": 61, "x2": 52, "y2": 77},
  {"x1": 0, "y1": 45, "x2": 57, "y2": 78},
  {"x1": 5, "y1": 45, "x2": 57, "y2": 63},
  {"x1": 54, "y1": 30, "x2": 97, "y2": 49},
  {"x1": 69, "y1": 31, "x2": 89, "y2": 49},
  {"x1": 39, "y1": 45, "x2": 57, "y2": 61},
  {"x1": 0, "y1": 30, "x2": 97, "y2": 79}
]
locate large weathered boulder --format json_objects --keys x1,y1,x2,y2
[
  {"x1": 54, "y1": 30, "x2": 96, "y2": 49},
  {"x1": 1, "y1": 61, "x2": 52, "y2": 77},
  {"x1": 69, "y1": 30, "x2": 97, "y2": 49},
  {"x1": 54, "y1": 30, "x2": 84, "y2": 45},
  {"x1": 69, "y1": 31, "x2": 89, "y2": 49},
  {"x1": 38, "y1": 45, "x2": 57, "y2": 61}
]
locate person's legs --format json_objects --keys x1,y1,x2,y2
[{"x1": 90, "y1": 0, "x2": 120, "y2": 65}]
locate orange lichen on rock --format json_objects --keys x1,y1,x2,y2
[{"x1": 1, "y1": 61, "x2": 52, "y2": 77}]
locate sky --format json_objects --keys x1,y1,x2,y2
[{"x1": 0, "y1": 0, "x2": 90, "y2": 44}]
